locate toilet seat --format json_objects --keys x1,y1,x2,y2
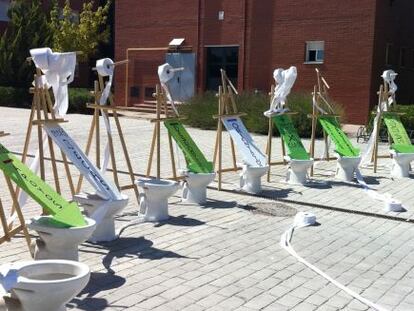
[{"x1": 1, "y1": 260, "x2": 90, "y2": 311}]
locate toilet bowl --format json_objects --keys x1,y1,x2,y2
[
  {"x1": 73, "y1": 192, "x2": 129, "y2": 243},
  {"x1": 239, "y1": 164, "x2": 269, "y2": 194},
  {"x1": 390, "y1": 150, "x2": 414, "y2": 178},
  {"x1": 285, "y1": 157, "x2": 314, "y2": 185},
  {"x1": 335, "y1": 155, "x2": 361, "y2": 182},
  {"x1": 180, "y1": 170, "x2": 216, "y2": 205},
  {"x1": 1, "y1": 259, "x2": 90, "y2": 311},
  {"x1": 136, "y1": 178, "x2": 179, "y2": 222},
  {"x1": 28, "y1": 216, "x2": 96, "y2": 261}
]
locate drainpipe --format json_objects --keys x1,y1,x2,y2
[{"x1": 241, "y1": 0, "x2": 247, "y2": 91}]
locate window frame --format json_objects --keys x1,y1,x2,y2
[{"x1": 304, "y1": 41, "x2": 325, "y2": 64}]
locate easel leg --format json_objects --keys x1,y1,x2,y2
[
  {"x1": 77, "y1": 110, "x2": 97, "y2": 193},
  {"x1": 0, "y1": 198, "x2": 10, "y2": 241},
  {"x1": 113, "y1": 111, "x2": 140, "y2": 200},
  {"x1": 40, "y1": 88, "x2": 61, "y2": 195},
  {"x1": 266, "y1": 118, "x2": 273, "y2": 182},
  {"x1": 5, "y1": 176, "x2": 31, "y2": 254},
  {"x1": 146, "y1": 124, "x2": 157, "y2": 177},
  {"x1": 168, "y1": 133, "x2": 177, "y2": 179},
  {"x1": 104, "y1": 111, "x2": 120, "y2": 189}
]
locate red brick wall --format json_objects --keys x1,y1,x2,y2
[
  {"x1": 115, "y1": 0, "x2": 414, "y2": 124},
  {"x1": 267, "y1": 0, "x2": 377, "y2": 124},
  {"x1": 115, "y1": 0, "x2": 199, "y2": 105},
  {"x1": 371, "y1": 0, "x2": 414, "y2": 106}
]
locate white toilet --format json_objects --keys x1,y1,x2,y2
[
  {"x1": 73, "y1": 192, "x2": 129, "y2": 243},
  {"x1": 335, "y1": 155, "x2": 361, "y2": 182},
  {"x1": 28, "y1": 216, "x2": 96, "y2": 261},
  {"x1": 0, "y1": 260, "x2": 90, "y2": 311},
  {"x1": 390, "y1": 150, "x2": 414, "y2": 178},
  {"x1": 180, "y1": 170, "x2": 215, "y2": 205},
  {"x1": 285, "y1": 157, "x2": 314, "y2": 185},
  {"x1": 136, "y1": 178, "x2": 179, "y2": 222},
  {"x1": 239, "y1": 164, "x2": 269, "y2": 194}
]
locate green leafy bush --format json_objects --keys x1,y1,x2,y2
[
  {"x1": 178, "y1": 91, "x2": 345, "y2": 138},
  {"x1": 393, "y1": 105, "x2": 414, "y2": 131},
  {"x1": 0, "y1": 86, "x2": 31, "y2": 107},
  {"x1": 68, "y1": 88, "x2": 94, "y2": 114},
  {"x1": 0, "y1": 86, "x2": 93, "y2": 113}
]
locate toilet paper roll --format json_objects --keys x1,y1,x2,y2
[{"x1": 96, "y1": 58, "x2": 114, "y2": 77}]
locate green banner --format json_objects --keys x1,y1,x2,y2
[
  {"x1": 383, "y1": 113, "x2": 413, "y2": 152},
  {"x1": 164, "y1": 120, "x2": 213, "y2": 173},
  {"x1": 272, "y1": 115, "x2": 310, "y2": 160},
  {"x1": 319, "y1": 116, "x2": 360, "y2": 157},
  {"x1": 0, "y1": 144, "x2": 86, "y2": 228}
]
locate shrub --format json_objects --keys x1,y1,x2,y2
[
  {"x1": 68, "y1": 88, "x2": 94, "y2": 114},
  {"x1": 0, "y1": 86, "x2": 93, "y2": 114},
  {"x1": 0, "y1": 86, "x2": 31, "y2": 107},
  {"x1": 178, "y1": 91, "x2": 345, "y2": 138}
]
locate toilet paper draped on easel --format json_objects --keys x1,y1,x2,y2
[
  {"x1": 29, "y1": 47, "x2": 77, "y2": 117},
  {"x1": 264, "y1": 66, "x2": 297, "y2": 117}
]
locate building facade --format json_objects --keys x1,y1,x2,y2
[{"x1": 115, "y1": 0, "x2": 414, "y2": 124}]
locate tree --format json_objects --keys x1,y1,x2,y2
[
  {"x1": 50, "y1": 0, "x2": 111, "y2": 61},
  {"x1": 0, "y1": 0, "x2": 52, "y2": 87}
]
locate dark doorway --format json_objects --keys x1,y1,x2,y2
[{"x1": 205, "y1": 46, "x2": 239, "y2": 91}]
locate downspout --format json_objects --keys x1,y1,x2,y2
[
  {"x1": 240, "y1": 0, "x2": 247, "y2": 90},
  {"x1": 196, "y1": 0, "x2": 202, "y2": 93}
]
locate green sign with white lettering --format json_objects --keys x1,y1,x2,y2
[
  {"x1": 272, "y1": 115, "x2": 310, "y2": 160},
  {"x1": 0, "y1": 143, "x2": 86, "y2": 228},
  {"x1": 319, "y1": 116, "x2": 360, "y2": 157},
  {"x1": 383, "y1": 113, "x2": 413, "y2": 152},
  {"x1": 164, "y1": 120, "x2": 213, "y2": 173}
]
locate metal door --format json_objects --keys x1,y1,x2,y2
[{"x1": 165, "y1": 53, "x2": 196, "y2": 102}]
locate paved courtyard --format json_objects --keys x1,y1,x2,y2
[{"x1": 0, "y1": 107, "x2": 414, "y2": 310}]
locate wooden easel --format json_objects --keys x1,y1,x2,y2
[
  {"x1": 369, "y1": 81, "x2": 397, "y2": 173},
  {"x1": 309, "y1": 69, "x2": 339, "y2": 176},
  {"x1": 77, "y1": 60, "x2": 140, "y2": 201},
  {"x1": 0, "y1": 132, "x2": 32, "y2": 255},
  {"x1": 265, "y1": 85, "x2": 298, "y2": 182},
  {"x1": 21, "y1": 67, "x2": 74, "y2": 193},
  {"x1": 212, "y1": 69, "x2": 246, "y2": 191},
  {"x1": 17, "y1": 61, "x2": 76, "y2": 216},
  {"x1": 144, "y1": 84, "x2": 183, "y2": 180}
]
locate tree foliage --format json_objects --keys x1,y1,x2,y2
[
  {"x1": 50, "y1": 0, "x2": 111, "y2": 61},
  {"x1": 0, "y1": 0, "x2": 111, "y2": 87},
  {"x1": 0, "y1": 0, "x2": 52, "y2": 87}
]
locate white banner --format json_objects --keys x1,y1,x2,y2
[
  {"x1": 43, "y1": 124, "x2": 122, "y2": 201},
  {"x1": 222, "y1": 117, "x2": 267, "y2": 167}
]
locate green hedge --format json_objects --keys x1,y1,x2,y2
[
  {"x1": 0, "y1": 86, "x2": 93, "y2": 113},
  {"x1": 178, "y1": 91, "x2": 345, "y2": 138},
  {"x1": 0, "y1": 86, "x2": 31, "y2": 108}
]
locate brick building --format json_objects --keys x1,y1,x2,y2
[{"x1": 115, "y1": 0, "x2": 414, "y2": 124}]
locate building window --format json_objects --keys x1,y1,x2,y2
[
  {"x1": 399, "y1": 47, "x2": 407, "y2": 68},
  {"x1": 386, "y1": 43, "x2": 394, "y2": 66},
  {"x1": 0, "y1": 0, "x2": 9, "y2": 22},
  {"x1": 205, "y1": 46, "x2": 239, "y2": 91},
  {"x1": 305, "y1": 41, "x2": 324, "y2": 63},
  {"x1": 144, "y1": 87, "x2": 155, "y2": 100}
]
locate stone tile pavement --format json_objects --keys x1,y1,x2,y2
[{"x1": 0, "y1": 107, "x2": 413, "y2": 310}]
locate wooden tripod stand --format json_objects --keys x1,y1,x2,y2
[
  {"x1": 309, "y1": 69, "x2": 338, "y2": 176},
  {"x1": 77, "y1": 70, "x2": 140, "y2": 201},
  {"x1": 0, "y1": 132, "x2": 32, "y2": 256},
  {"x1": 18, "y1": 64, "x2": 75, "y2": 208},
  {"x1": 212, "y1": 69, "x2": 246, "y2": 190},
  {"x1": 145, "y1": 84, "x2": 183, "y2": 180}
]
